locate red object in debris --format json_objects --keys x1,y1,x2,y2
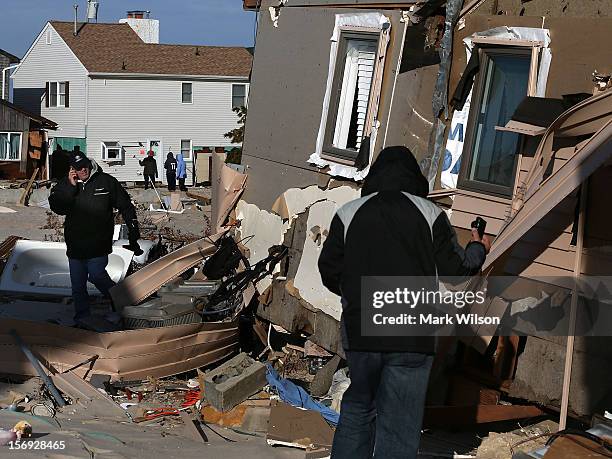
[
  {"x1": 181, "y1": 390, "x2": 201, "y2": 408},
  {"x1": 144, "y1": 407, "x2": 180, "y2": 421}
]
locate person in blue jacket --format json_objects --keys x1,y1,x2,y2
[{"x1": 176, "y1": 153, "x2": 187, "y2": 192}]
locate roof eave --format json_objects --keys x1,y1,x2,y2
[{"x1": 88, "y1": 72, "x2": 250, "y2": 81}]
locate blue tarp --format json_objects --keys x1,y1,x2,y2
[{"x1": 265, "y1": 364, "x2": 340, "y2": 425}]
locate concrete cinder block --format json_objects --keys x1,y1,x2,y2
[{"x1": 204, "y1": 353, "x2": 267, "y2": 412}]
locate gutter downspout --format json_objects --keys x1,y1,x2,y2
[{"x1": 2, "y1": 63, "x2": 20, "y2": 101}]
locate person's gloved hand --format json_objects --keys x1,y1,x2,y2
[
  {"x1": 123, "y1": 240, "x2": 144, "y2": 256},
  {"x1": 124, "y1": 219, "x2": 143, "y2": 256}
]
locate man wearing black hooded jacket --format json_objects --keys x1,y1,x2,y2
[{"x1": 318, "y1": 146, "x2": 490, "y2": 459}]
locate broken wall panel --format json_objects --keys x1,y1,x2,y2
[
  {"x1": 0, "y1": 318, "x2": 239, "y2": 381},
  {"x1": 241, "y1": 6, "x2": 405, "y2": 208},
  {"x1": 236, "y1": 200, "x2": 290, "y2": 291},
  {"x1": 294, "y1": 201, "x2": 345, "y2": 321},
  {"x1": 274, "y1": 185, "x2": 359, "y2": 320}
]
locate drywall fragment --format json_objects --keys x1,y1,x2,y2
[
  {"x1": 293, "y1": 200, "x2": 343, "y2": 320},
  {"x1": 236, "y1": 200, "x2": 289, "y2": 291},
  {"x1": 271, "y1": 185, "x2": 360, "y2": 223}
]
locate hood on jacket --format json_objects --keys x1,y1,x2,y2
[
  {"x1": 361, "y1": 146, "x2": 429, "y2": 198},
  {"x1": 176, "y1": 153, "x2": 184, "y2": 162},
  {"x1": 83, "y1": 159, "x2": 101, "y2": 185},
  {"x1": 167, "y1": 152, "x2": 174, "y2": 159}
]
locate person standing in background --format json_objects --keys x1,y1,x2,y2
[
  {"x1": 139, "y1": 150, "x2": 158, "y2": 190},
  {"x1": 176, "y1": 152, "x2": 188, "y2": 192},
  {"x1": 164, "y1": 151, "x2": 177, "y2": 191}
]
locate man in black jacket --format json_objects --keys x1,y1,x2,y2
[
  {"x1": 164, "y1": 151, "x2": 177, "y2": 191},
  {"x1": 318, "y1": 146, "x2": 490, "y2": 459},
  {"x1": 49, "y1": 153, "x2": 142, "y2": 323},
  {"x1": 139, "y1": 150, "x2": 158, "y2": 189}
]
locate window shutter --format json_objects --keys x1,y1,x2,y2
[
  {"x1": 354, "y1": 46, "x2": 376, "y2": 149},
  {"x1": 64, "y1": 81, "x2": 69, "y2": 108},
  {"x1": 45, "y1": 82, "x2": 49, "y2": 108}
]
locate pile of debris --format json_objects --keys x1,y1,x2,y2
[
  {"x1": 0, "y1": 156, "x2": 609, "y2": 458},
  {"x1": 0, "y1": 215, "x2": 345, "y2": 455}
]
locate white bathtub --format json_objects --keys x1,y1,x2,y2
[{"x1": 0, "y1": 240, "x2": 133, "y2": 297}]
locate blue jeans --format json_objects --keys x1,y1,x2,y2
[
  {"x1": 68, "y1": 256, "x2": 116, "y2": 320},
  {"x1": 331, "y1": 351, "x2": 433, "y2": 459}
]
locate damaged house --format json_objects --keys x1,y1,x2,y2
[
  {"x1": 0, "y1": 98, "x2": 57, "y2": 180},
  {"x1": 236, "y1": 0, "x2": 612, "y2": 425}
]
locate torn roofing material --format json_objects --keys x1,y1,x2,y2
[
  {"x1": 484, "y1": 92, "x2": 612, "y2": 270},
  {"x1": 0, "y1": 318, "x2": 238, "y2": 381},
  {"x1": 110, "y1": 233, "x2": 225, "y2": 310},
  {"x1": 523, "y1": 89, "x2": 612, "y2": 200},
  {"x1": 497, "y1": 95, "x2": 591, "y2": 136}
]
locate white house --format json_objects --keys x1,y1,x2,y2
[{"x1": 11, "y1": 16, "x2": 251, "y2": 184}]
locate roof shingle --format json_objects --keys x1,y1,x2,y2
[{"x1": 51, "y1": 21, "x2": 252, "y2": 77}]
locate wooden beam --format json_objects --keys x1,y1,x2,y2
[
  {"x1": 17, "y1": 167, "x2": 39, "y2": 207},
  {"x1": 423, "y1": 404, "x2": 544, "y2": 428},
  {"x1": 559, "y1": 179, "x2": 587, "y2": 430}
]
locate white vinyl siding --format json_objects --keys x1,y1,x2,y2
[
  {"x1": 86, "y1": 77, "x2": 248, "y2": 183},
  {"x1": 12, "y1": 24, "x2": 87, "y2": 138},
  {"x1": 0, "y1": 132, "x2": 22, "y2": 161}
]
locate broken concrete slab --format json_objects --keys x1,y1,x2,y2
[{"x1": 204, "y1": 353, "x2": 267, "y2": 412}]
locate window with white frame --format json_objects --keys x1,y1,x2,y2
[
  {"x1": 181, "y1": 82, "x2": 192, "y2": 103},
  {"x1": 0, "y1": 132, "x2": 22, "y2": 161},
  {"x1": 458, "y1": 47, "x2": 532, "y2": 197},
  {"x1": 323, "y1": 31, "x2": 380, "y2": 162},
  {"x1": 46, "y1": 29, "x2": 52, "y2": 45},
  {"x1": 101, "y1": 141, "x2": 123, "y2": 161},
  {"x1": 180, "y1": 139, "x2": 192, "y2": 160},
  {"x1": 232, "y1": 84, "x2": 246, "y2": 109},
  {"x1": 46, "y1": 81, "x2": 69, "y2": 108}
]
